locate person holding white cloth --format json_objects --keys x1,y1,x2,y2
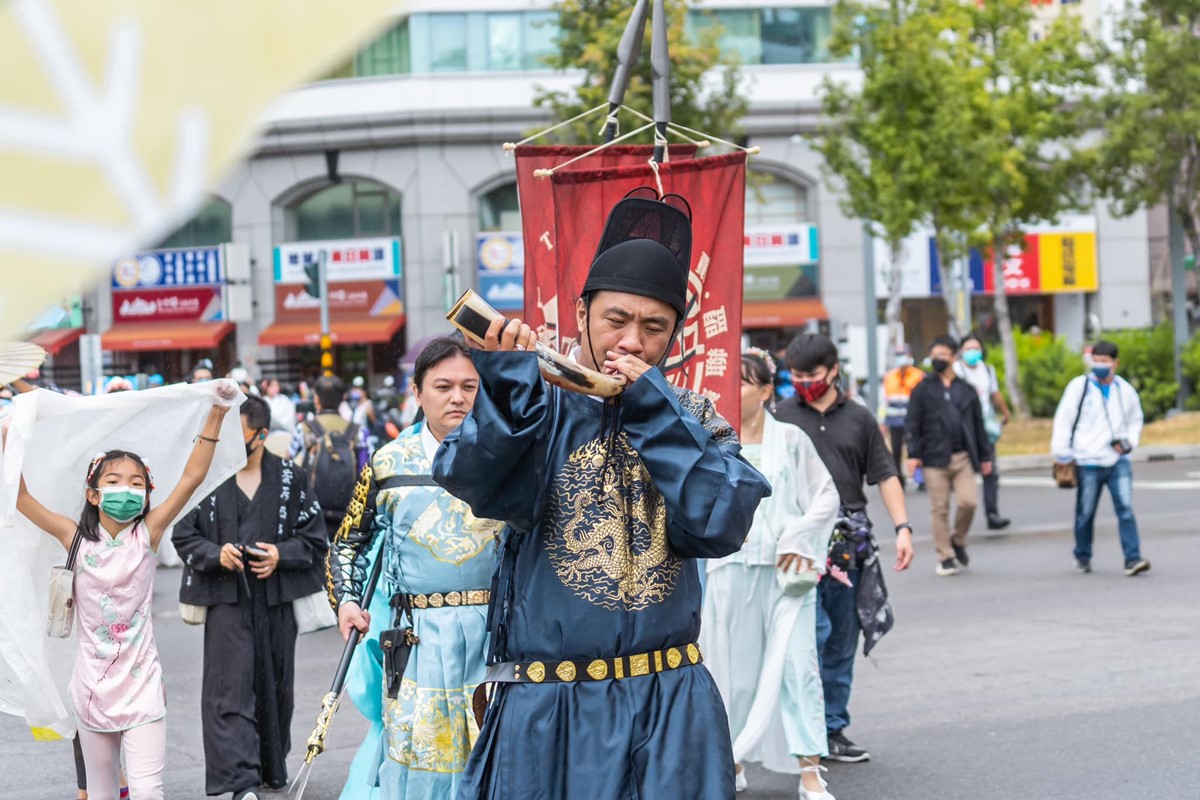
[{"x1": 700, "y1": 350, "x2": 842, "y2": 799}]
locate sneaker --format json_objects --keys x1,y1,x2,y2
[
  {"x1": 1075, "y1": 559, "x2": 1092, "y2": 574},
  {"x1": 986, "y1": 514, "x2": 1011, "y2": 530},
  {"x1": 232, "y1": 790, "x2": 259, "y2": 800},
  {"x1": 936, "y1": 558, "x2": 960, "y2": 577},
  {"x1": 1124, "y1": 558, "x2": 1151, "y2": 576},
  {"x1": 825, "y1": 730, "x2": 870, "y2": 763},
  {"x1": 952, "y1": 544, "x2": 970, "y2": 568}
]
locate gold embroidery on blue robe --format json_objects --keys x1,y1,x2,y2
[{"x1": 545, "y1": 432, "x2": 682, "y2": 610}]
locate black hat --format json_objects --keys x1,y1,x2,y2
[{"x1": 582, "y1": 188, "x2": 692, "y2": 320}]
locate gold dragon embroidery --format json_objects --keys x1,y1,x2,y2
[{"x1": 545, "y1": 433, "x2": 681, "y2": 610}]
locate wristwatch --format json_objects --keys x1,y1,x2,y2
[{"x1": 895, "y1": 523, "x2": 913, "y2": 535}]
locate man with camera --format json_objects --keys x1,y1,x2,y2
[{"x1": 1051, "y1": 340, "x2": 1150, "y2": 576}]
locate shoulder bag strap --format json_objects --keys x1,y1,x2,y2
[
  {"x1": 1068, "y1": 378, "x2": 1088, "y2": 449},
  {"x1": 64, "y1": 528, "x2": 84, "y2": 571},
  {"x1": 377, "y1": 474, "x2": 440, "y2": 490}
]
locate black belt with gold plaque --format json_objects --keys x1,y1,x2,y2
[{"x1": 471, "y1": 643, "x2": 703, "y2": 726}]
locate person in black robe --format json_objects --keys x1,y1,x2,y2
[{"x1": 173, "y1": 396, "x2": 327, "y2": 800}]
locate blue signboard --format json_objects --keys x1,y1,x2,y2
[
  {"x1": 477, "y1": 232, "x2": 524, "y2": 311},
  {"x1": 112, "y1": 247, "x2": 224, "y2": 289},
  {"x1": 928, "y1": 238, "x2": 986, "y2": 295}
]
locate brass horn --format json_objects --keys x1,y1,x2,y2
[{"x1": 446, "y1": 290, "x2": 626, "y2": 398}]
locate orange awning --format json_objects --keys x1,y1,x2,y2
[
  {"x1": 29, "y1": 327, "x2": 83, "y2": 356},
  {"x1": 258, "y1": 316, "x2": 404, "y2": 347},
  {"x1": 742, "y1": 299, "x2": 829, "y2": 329},
  {"x1": 101, "y1": 321, "x2": 234, "y2": 352}
]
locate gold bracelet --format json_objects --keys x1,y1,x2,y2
[{"x1": 194, "y1": 434, "x2": 219, "y2": 444}]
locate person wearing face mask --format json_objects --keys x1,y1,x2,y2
[
  {"x1": 880, "y1": 345, "x2": 924, "y2": 489},
  {"x1": 905, "y1": 335, "x2": 994, "y2": 577},
  {"x1": 773, "y1": 333, "x2": 914, "y2": 765},
  {"x1": 9, "y1": 384, "x2": 238, "y2": 800},
  {"x1": 952, "y1": 334, "x2": 1012, "y2": 529},
  {"x1": 173, "y1": 395, "x2": 328, "y2": 800},
  {"x1": 1050, "y1": 341, "x2": 1149, "y2": 576}
]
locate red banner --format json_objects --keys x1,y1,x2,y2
[
  {"x1": 112, "y1": 287, "x2": 223, "y2": 322},
  {"x1": 981, "y1": 234, "x2": 1041, "y2": 295},
  {"x1": 548, "y1": 152, "x2": 747, "y2": 427},
  {"x1": 515, "y1": 145, "x2": 697, "y2": 348}
]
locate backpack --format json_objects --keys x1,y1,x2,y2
[{"x1": 303, "y1": 416, "x2": 361, "y2": 524}]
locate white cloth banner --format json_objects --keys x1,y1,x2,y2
[{"x1": 0, "y1": 382, "x2": 246, "y2": 736}]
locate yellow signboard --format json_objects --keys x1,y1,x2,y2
[{"x1": 1038, "y1": 232, "x2": 1098, "y2": 293}]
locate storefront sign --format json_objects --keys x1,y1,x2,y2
[
  {"x1": 742, "y1": 224, "x2": 820, "y2": 302},
  {"x1": 274, "y1": 237, "x2": 402, "y2": 284},
  {"x1": 272, "y1": 280, "x2": 404, "y2": 319},
  {"x1": 112, "y1": 287, "x2": 224, "y2": 322},
  {"x1": 112, "y1": 247, "x2": 224, "y2": 288},
  {"x1": 743, "y1": 224, "x2": 819, "y2": 267},
  {"x1": 477, "y1": 232, "x2": 525, "y2": 311}
]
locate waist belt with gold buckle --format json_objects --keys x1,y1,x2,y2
[
  {"x1": 470, "y1": 643, "x2": 703, "y2": 727},
  {"x1": 393, "y1": 590, "x2": 491, "y2": 610}
]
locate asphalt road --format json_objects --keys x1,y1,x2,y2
[{"x1": 3, "y1": 459, "x2": 1197, "y2": 800}]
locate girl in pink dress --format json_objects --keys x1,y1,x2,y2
[{"x1": 14, "y1": 385, "x2": 237, "y2": 800}]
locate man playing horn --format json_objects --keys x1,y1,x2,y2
[{"x1": 434, "y1": 191, "x2": 771, "y2": 799}]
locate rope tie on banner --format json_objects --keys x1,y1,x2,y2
[
  {"x1": 598, "y1": 108, "x2": 621, "y2": 140},
  {"x1": 647, "y1": 157, "x2": 665, "y2": 196},
  {"x1": 502, "y1": 103, "x2": 609, "y2": 153},
  {"x1": 618, "y1": 105, "x2": 709, "y2": 147},
  {"x1": 654, "y1": 117, "x2": 761, "y2": 155},
  {"x1": 531, "y1": 121, "x2": 657, "y2": 178}
]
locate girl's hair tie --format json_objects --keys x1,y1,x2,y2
[{"x1": 85, "y1": 452, "x2": 107, "y2": 484}]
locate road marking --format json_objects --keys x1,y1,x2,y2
[{"x1": 1002, "y1": 476, "x2": 1200, "y2": 490}]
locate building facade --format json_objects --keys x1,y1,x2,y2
[{"x1": 54, "y1": 0, "x2": 1154, "y2": 389}]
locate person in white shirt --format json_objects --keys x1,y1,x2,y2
[
  {"x1": 1050, "y1": 340, "x2": 1150, "y2": 576},
  {"x1": 953, "y1": 334, "x2": 1012, "y2": 529},
  {"x1": 263, "y1": 378, "x2": 296, "y2": 433}
]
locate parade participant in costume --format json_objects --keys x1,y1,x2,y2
[
  {"x1": 172, "y1": 396, "x2": 328, "y2": 800},
  {"x1": 701, "y1": 350, "x2": 841, "y2": 798},
  {"x1": 434, "y1": 192, "x2": 772, "y2": 799},
  {"x1": 7, "y1": 382, "x2": 240, "y2": 800},
  {"x1": 332, "y1": 336, "x2": 503, "y2": 800}
]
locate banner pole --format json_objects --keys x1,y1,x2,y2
[
  {"x1": 650, "y1": 0, "x2": 671, "y2": 163},
  {"x1": 605, "y1": 0, "x2": 650, "y2": 144}
]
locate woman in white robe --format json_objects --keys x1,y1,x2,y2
[{"x1": 701, "y1": 350, "x2": 841, "y2": 799}]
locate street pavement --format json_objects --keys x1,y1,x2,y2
[{"x1": 3, "y1": 459, "x2": 1197, "y2": 799}]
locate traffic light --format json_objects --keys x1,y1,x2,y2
[{"x1": 304, "y1": 260, "x2": 321, "y2": 298}]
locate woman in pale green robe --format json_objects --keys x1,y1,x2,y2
[{"x1": 700, "y1": 351, "x2": 842, "y2": 799}]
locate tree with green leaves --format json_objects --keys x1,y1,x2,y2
[
  {"x1": 1098, "y1": 0, "x2": 1200, "y2": 267},
  {"x1": 961, "y1": 0, "x2": 1100, "y2": 418},
  {"x1": 534, "y1": 0, "x2": 747, "y2": 143},
  {"x1": 816, "y1": 0, "x2": 976, "y2": 348}
]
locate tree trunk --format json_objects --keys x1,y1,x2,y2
[
  {"x1": 932, "y1": 226, "x2": 961, "y2": 338},
  {"x1": 992, "y1": 236, "x2": 1029, "y2": 419},
  {"x1": 886, "y1": 240, "x2": 905, "y2": 354}
]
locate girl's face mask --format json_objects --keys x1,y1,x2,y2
[{"x1": 99, "y1": 486, "x2": 147, "y2": 523}]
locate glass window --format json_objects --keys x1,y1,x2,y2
[
  {"x1": 692, "y1": 9, "x2": 762, "y2": 64},
  {"x1": 761, "y1": 8, "x2": 833, "y2": 64},
  {"x1": 523, "y1": 12, "x2": 558, "y2": 70},
  {"x1": 355, "y1": 19, "x2": 411, "y2": 76},
  {"x1": 157, "y1": 197, "x2": 232, "y2": 248},
  {"x1": 479, "y1": 183, "x2": 521, "y2": 232},
  {"x1": 430, "y1": 14, "x2": 468, "y2": 72},
  {"x1": 488, "y1": 13, "x2": 522, "y2": 71},
  {"x1": 746, "y1": 176, "x2": 810, "y2": 225},
  {"x1": 286, "y1": 180, "x2": 402, "y2": 242}
]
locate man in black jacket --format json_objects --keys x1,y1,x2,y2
[
  {"x1": 174, "y1": 396, "x2": 327, "y2": 800},
  {"x1": 906, "y1": 335, "x2": 993, "y2": 577}
]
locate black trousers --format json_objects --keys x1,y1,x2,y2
[
  {"x1": 201, "y1": 580, "x2": 297, "y2": 795},
  {"x1": 983, "y1": 458, "x2": 1000, "y2": 516}
]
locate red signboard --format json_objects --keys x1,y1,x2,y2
[
  {"x1": 272, "y1": 280, "x2": 404, "y2": 320},
  {"x1": 982, "y1": 234, "x2": 1041, "y2": 295},
  {"x1": 112, "y1": 287, "x2": 223, "y2": 322},
  {"x1": 547, "y1": 152, "x2": 748, "y2": 427},
  {"x1": 515, "y1": 144, "x2": 697, "y2": 349}
]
